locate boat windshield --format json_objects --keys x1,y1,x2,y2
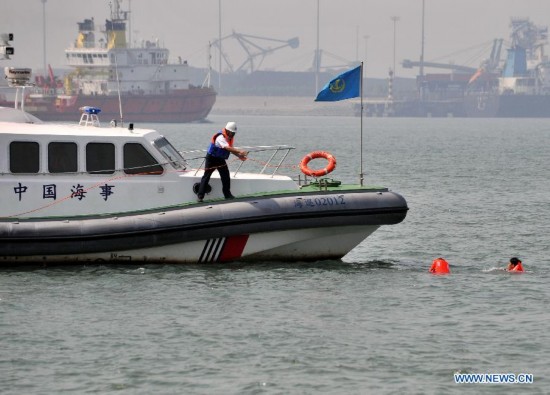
[{"x1": 153, "y1": 137, "x2": 186, "y2": 170}]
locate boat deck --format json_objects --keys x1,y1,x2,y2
[{"x1": 192, "y1": 182, "x2": 389, "y2": 203}]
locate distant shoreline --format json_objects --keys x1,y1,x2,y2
[{"x1": 210, "y1": 95, "x2": 357, "y2": 116}]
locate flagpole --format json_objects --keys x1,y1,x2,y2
[
  {"x1": 360, "y1": 61, "x2": 364, "y2": 186},
  {"x1": 313, "y1": 65, "x2": 363, "y2": 184}
]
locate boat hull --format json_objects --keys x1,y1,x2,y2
[
  {"x1": 362, "y1": 94, "x2": 550, "y2": 118},
  {"x1": 496, "y1": 94, "x2": 550, "y2": 117},
  {"x1": 0, "y1": 189, "x2": 408, "y2": 264},
  {"x1": 23, "y1": 87, "x2": 217, "y2": 123}
]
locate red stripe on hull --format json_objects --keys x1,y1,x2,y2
[{"x1": 218, "y1": 235, "x2": 249, "y2": 262}]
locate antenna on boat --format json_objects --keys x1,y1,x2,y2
[
  {"x1": 128, "y1": 0, "x2": 132, "y2": 49},
  {"x1": 113, "y1": 53, "x2": 124, "y2": 127},
  {"x1": 203, "y1": 42, "x2": 212, "y2": 88},
  {"x1": 108, "y1": 0, "x2": 126, "y2": 127}
]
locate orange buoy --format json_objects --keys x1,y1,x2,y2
[
  {"x1": 300, "y1": 151, "x2": 337, "y2": 177},
  {"x1": 429, "y1": 257, "x2": 450, "y2": 274}
]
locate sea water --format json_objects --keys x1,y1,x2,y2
[{"x1": 1, "y1": 115, "x2": 549, "y2": 394}]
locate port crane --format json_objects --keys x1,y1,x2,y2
[
  {"x1": 402, "y1": 39, "x2": 504, "y2": 75},
  {"x1": 311, "y1": 49, "x2": 356, "y2": 72},
  {"x1": 210, "y1": 31, "x2": 299, "y2": 73},
  {"x1": 402, "y1": 59, "x2": 476, "y2": 74}
]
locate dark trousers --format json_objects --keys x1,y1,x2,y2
[{"x1": 198, "y1": 155, "x2": 232, "y2": 199}]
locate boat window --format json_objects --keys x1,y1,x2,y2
[
  {"x1": 123, "y1": 143, "x2": 163, "y2": 175},
  {"x1": 86, "y1": 143, "x2": 115, "y2": 174},
  {"x1": 10, "y1": 141, "x2": 39, "y2": 173},
  {"x1": 48, "y1": 142, "x2": 78, "y2": 173},
  {"x1": 153, "y1": 137, "x2": 186, "y2": 170}
]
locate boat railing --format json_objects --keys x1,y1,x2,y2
[{"x1": 184, "y1": 145, "x2": 295, "y2": 178}]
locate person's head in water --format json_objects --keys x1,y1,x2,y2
[{"x1": 508, "y1": 257, "x2": 521, "y2": 270}]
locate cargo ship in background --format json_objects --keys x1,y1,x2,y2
[
  {"x1": 364, "y1": 17, "x2": 550, "y2": 118},
  {"x1": 24, "y1": 0, "x2": 216, "y2": 123}
]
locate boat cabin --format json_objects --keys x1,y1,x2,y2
[
  {"x1": 0, "y1": 108, "x2": 189, "y2": 219},
  {"x1": 0, "y1": 107, "x2": 299, "y2": 220}
]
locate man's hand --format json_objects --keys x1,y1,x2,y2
[{"x1": 238, "y1": 150, "x2": 249, "y2": 161}]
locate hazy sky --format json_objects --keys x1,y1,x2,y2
[{"x1": 2, "y1": 0, "x2": 550, "y2": 79}]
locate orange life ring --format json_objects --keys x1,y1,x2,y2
[{"x1": 300, "y1": 151, "x2": 337, "y2": 177}]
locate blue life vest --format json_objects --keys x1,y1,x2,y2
[{"x1": 207, "y1": 131, "x2": 232, "y2": 159}]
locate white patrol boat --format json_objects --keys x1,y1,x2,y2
[{"x1": 0, "y1": 70, "x2": 407, "y2": 264}]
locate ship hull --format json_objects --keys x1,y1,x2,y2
[
  {"x1": 465, "y1": 93, "x2": 550, "y2": 118},
  {"x1": 0, "y1": 190, "x2": 408, "y2": 264},
  {"x1": 497, "y1": 94, "x2": 550, "y2": 117},
  {"x1": 24, "y1": 87, "x2": 217, "y2": 123},
  {"x1": 363, "y1": 94, "x2": 550, "y2": 118}
]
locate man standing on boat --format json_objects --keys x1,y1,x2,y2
[{"x1": 197, "y1": 122, "x2": 248, "y2": 202}]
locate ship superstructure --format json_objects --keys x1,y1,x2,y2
[
  {"x1": 499, "y1": 18, "x2": 550, "y2": 95},
  {"x1": 24, "y1": 0, "x2": 216, "y2": 123},
  {"x1": 64, "y1": 2, "x2": 191, "y2": 97}
]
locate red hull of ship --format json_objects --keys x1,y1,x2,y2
[{"x1": 24, "y1": 87, "x2": 217, "y2": 123}]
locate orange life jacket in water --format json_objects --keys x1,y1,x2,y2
[{"x1": 510, "y1": 262, "x2": 524, "y2": 272}]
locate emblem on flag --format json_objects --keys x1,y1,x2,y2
[{"x1": 315, "y1": 65, "x2": 361, "y2": 102}]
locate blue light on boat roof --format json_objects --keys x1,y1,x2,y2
[{"x1": 79, "y1": 106, "x2": 101, "y2": 114}]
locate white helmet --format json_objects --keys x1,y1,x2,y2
[{"x1": 225, "y1": 121, "x2": 237, "y2": 133}]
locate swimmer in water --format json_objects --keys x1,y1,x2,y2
[{"x1": 507, "y1": 257, "x2": 524, "y2": 272}]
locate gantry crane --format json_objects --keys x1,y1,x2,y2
[{"x1": 210, "y1": 31, "x2": 299, "y2": 73}]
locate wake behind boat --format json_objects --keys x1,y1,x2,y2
[{"x1": 0, "y1": 100, "x2": 407, "y2": 264}]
